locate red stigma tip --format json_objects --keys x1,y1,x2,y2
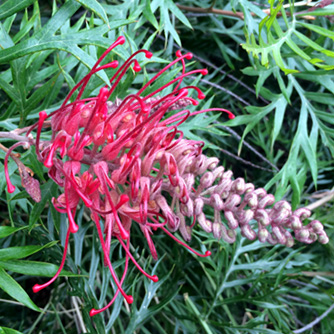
[
  {"x1": 117, "y1": 36, "x2": 126, "y2": 45},
  {"x1": 39, "y1": 111, "x2": 48, "y2": 120},
  {"x1": 133, "y1": 60, "x2": 141, "y2": 72},
  {"x1": 120, "y1": 229, "x2": 129, "y2": 240},
  {"x1": 192, "y1": 100, "x2": 199, "y2": 106},
  {"x1": 32, "y1": 284, "x2": 42, "y2": 293},
  {"x1": 7, "y1": 184, "x2": 15, "y2": 193},
  {"x1": 70, "y1": 223, "x2": 79, "y2": 234},
  {"x1": 205, "y1": 251, "x2": 211, "y2": 256},
  {"x1": 176, "y1": 50, "x2": 182, "y2": 58},
  {"x1": 185, "y1": 53, "x2": 193, "y2": 60},
  {"x1": 126, "y1": 295, "x2": 134, "y2": 304},
  {"x1": 89, "y1": 309, "x2": 98, "y2": 317},
  {"x1": 120, "y1": 194, "x2": 129, "y2": 203},
  {"x1": 111, "y1": 60, "x2": 119, "y2": 68},
  {"x1": 134, "y1": 65, "x2": 141, "y2": 72},
  {"x1": 198, "y1": 93, "x2": 205, "y2": 99},
  {"x1": 228, "y1": 114, "x2": 235, "y2": 119},
  {"x1": 44, "y1": 159, "x2": 53, "y2": 169},
  {"x1": 152, "y1": 275, "x2": 159, "y2": 282},
  {"x1": 201, "y1": 69, "x2": 208, "y2": 75},
  {"x1": 145, "y1": 51, "x2": 153, "y2": 59}
]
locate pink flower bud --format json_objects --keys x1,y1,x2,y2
[
  {"x1": 258, "y1": 194, "x2": 275, "y2": 209},
  {"x1": 180, "y1": 199, "x2": 194, "y2": 217},
  {"x1": 212, "y1": 222, "x2": 222, "y2": 239},
  {"x1": 210, "y1": 193, "x2": 224, "y2": 211},
  {"x1": 244, "y1": 192, "x2": 258, "y2": 209},
  {"x1": 253, "y1": 187, "x2": 266, "y2": 198},
  {"x1": 194, "y1": 198, "x2": 204, "y2": 216},
  {"x1": 271, "y1": 208, "x2": 290, "y2": 225},
  {"x1": 293, "y1": 208, "x2": 311, "y2": 220},
  {"x1": 213, "y1": 166, "x2": 225, "y2": 180},
  {"x1": 213, "y1": 178, "x2": 232, "y2": 196},
  {"x1": 244, "y1": 183, "x2": 255, "y2": 193},
  {"x1": 178, "y1": 213, "x2": 192, "y2": 242},
  {"x1": 310, "y1": 220, "x2": 324, "y2": 233},
  {"x1": 222, "y1": 170, "x2": 233, "y2": 180},
  {"x1": 258, "y1": 228, "x2": 269, "y2": 243},
  {"x1": 318, "y1": 233, "x2": 329, "y2": 244},
  {"x1": 255, "y1": 209, "x2": 270, "y2": 226},
  {"x1": 231, "y1": 178, "x2": 245, "y2": 194},
  {"x1": 197, "y1": 213, "x2": 213, "y2": 233},
  {"x1": 284, "y1": 230, "x2": 294, "y2": 247},
  {"x1": 290, "y1": 215, "x2": 302, "y2": 230},
  {"x1": 272, "y1": 226, "x2": 286, "y2": 244},
  {"x1": 167, "y1": 214, "x2": 180, "y2": 232},
  {"x1": 273, "y1": 200, "x2": 291, "y2": 212},
  {"x1": 206, "y1": 157, "x2": 219, "y2": 170},
  {"x1": 224, "y1": 211, "x2": 239, "y2": 229},
  {"x1": 221, "y1": 225, "x2": 236, "y2": 243},
  {"x1": 238, "y1": 209, "x2": 254, "y2": 225},
  {"x1": 267, "y1": 233, "x2": 278, "y2": 245},
  {"x1": 224, "y1": 194, "x2": 241, "y2": 210},
  {"x1": 183, "y1": 173, "x2": 195, "y2": 190},
  {"x1": 241, "y1": 225, "x2": 256, "y2": 241},
  {"x1": 296, "y1": 229, "x2": 310, "y2": 242},
  {"x1": 200, "y1": 172, "x2": 214, "y2": 188},
  {"x1": 192, "y1": 154, "x2": 206, "y2": 174}
]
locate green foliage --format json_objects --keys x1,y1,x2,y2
[
  {"x1": 0, "y1": 0, "x2": 333, "y2": 333},
  {"x1": 242, "y1": 4, "x2": 334, "y2": 73}
]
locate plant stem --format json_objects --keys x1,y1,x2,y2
[{"x1": 177, "y1": 4, "x2": 316, "y2": 20}]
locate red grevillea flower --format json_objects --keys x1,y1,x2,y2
[{"x1": 4, "y1": 36, "x2": 329, "y2": 316}]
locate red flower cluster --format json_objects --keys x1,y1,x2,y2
[{"x1": 4, "y1": 36, "x2": 328, "y2": 316}]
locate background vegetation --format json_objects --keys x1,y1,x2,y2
[{"x1": 0, "y1": 0, "x2": 333, "y2": 333}]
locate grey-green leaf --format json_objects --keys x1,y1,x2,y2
[
  {"x1": 75, "y1": 0, "x2": 109, "y2": 25},
  {"x1": 0, "y1": 0, "x2": 34, "y2": 21}
]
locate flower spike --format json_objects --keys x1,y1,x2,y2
[{"x1": 3, "y1": 36, "x2": 327, "y2": 318}]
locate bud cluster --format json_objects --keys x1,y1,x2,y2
[{"x1": 166, "y1": 151, "x2": 329, "y2": 246}]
